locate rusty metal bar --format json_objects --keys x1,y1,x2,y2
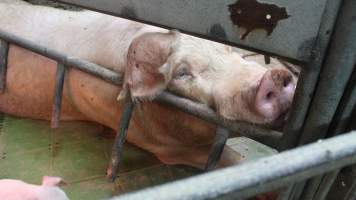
[
  {"x1": 112, "y1": 131, "x2": 356, "y2": 200},
  {"x1": 51, "y1": 62, "x2": 66, "y2": 128},
  {"x1": 109, "y1": 94, "x2": 135, "y2": 181},
  {"x1": 0, "y1": 28, "x2": 278, "y2": 144},
  {"x1": 205, "y1": 127, "x2": 230, "y2": 171},
  {"x1": 0, "y1": 39, "x2": 8, "y2": 93}
]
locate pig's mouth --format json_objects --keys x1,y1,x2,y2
[{"x1": 269, "y1": 109, "x2": 290, "y2": 130}]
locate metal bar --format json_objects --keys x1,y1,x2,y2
[
  {"x1": 0, "y1": 39, "x2": 8, "y2": 93},
  {"x1": 157, "y1": 92, "x2": 282, "y2": 146},
  {"x1": 279, "y1": 0, "x2": 343, "y2": 151},
  {"x1": 328, "y1": 67, "x2": 356, "y2": 136},
  {"x1": 0, "y1": 29, "x2": 278, "y2": 144},
  {"x1": 111, "y1": 131, "x2": 356, "y2": 200},
  {"x1": 0, "y1": 29, "x2": 123, "y2": 85},
  {"x1": 313, "y1": 170, "x2": 340, "y2": 200},
  {"x1": 298, "y1": 0, "x2": 356, "y2": 145},
  {"x1": 205, "y1": 127, "x2": 230, "y2": 171},
  {"x1": 55, "y1": 0, "x2": 328, "y2": 62},
  {"x1": 51, "y1": 62, "x2": 66, "y2": 128},
  {"x1": 300, "y1": 175, "x2": 323, "y2": 200},
  {"x1": 345, "y1": 177, "x2": 356, "y2": 200},
  {"x1": 277, "y1": 185, "x2": 294, "y2": 200},
  {"x1": 291, "y1": 0, "x2": 355, "y2": 193},
  {"x1": 108, "y1": 94, "x2": 134, "y2": 181}
]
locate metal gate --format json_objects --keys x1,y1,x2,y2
[{"x1": 0, "y1": 0, "x2": 355, "y2": 199}]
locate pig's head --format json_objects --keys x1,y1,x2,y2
[{"x1": 119, "y1": 31, "x2": 296, "y2": 126}]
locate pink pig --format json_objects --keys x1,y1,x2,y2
[{"x1": 0, "y1": 176, "x2": 69, "y2": 200}]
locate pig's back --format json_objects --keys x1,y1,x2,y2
[{"x1": 0, "y1": 3, "x2": 161, "y2": 70}]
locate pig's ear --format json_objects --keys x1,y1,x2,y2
[
  {"x1": 118, "y1": 30, "x2": 179, "y2": 101},
  {"x1": 41, "y1": 176, "x2": 64, "y2": 187}
]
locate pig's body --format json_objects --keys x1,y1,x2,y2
[
  {"x1": 0, "y1": 176, "x2": 69, "y2": 200},
  {"x1": 0, "y1": 2, "x2": 295, "y2": 167}
]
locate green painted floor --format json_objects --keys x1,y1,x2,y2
[{"x1": 0, "y1": 114, "x2": 200, "y2": 199}]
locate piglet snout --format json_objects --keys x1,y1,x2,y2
[{"x1": 255, "y1": 69, "x2": 295, "y2": 121}]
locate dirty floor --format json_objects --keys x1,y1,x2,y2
[{"x1": 0, "y1": 114, "x2": 200, "y2": 199}]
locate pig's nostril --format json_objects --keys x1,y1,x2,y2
[
  {"x1": 283, "y1": 77, "x2": 292, "y2": 87},
  {"x1": 266, "y1": 91, "x2": 274, "y2": 99}
]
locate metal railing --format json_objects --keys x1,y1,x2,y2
[
  {"x1": 0, "y1": 28, "x2": 279, "y2": 181},
  {"x1": 1, "y1": 0, "x2": 355, "y2": 198},
  {"x1": 110, "y1": 131, "x2": 356, "y2": 200}
]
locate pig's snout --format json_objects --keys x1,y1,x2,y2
[{"x1": 255, "y1": 69, "x2": 295, "y2": 122}]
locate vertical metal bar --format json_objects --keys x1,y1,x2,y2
[
  {"x1": 108, "y1": 94, "x2": 134, "y2": 181},
  {"x1": 300, "y1": 175, "x2": 323, "y2": 200},
  {"x1": 328, "y1": 67, "x2": 356, "y2": 135},
  {"x1": 299, "y1": 0, "x2": 356, "y2": 197},
  {"x1": 264, "y1": 55, "x2": 271, "y2": 65},
  {"x1": 344, "y1": 177, "x2": 356, "y2": 200},
  {"x1": 279, "y1": 0, "x2": 343, "y2": 151},
  {"x1": 51, "y1": 62, "x2": 66, "y2": 128},
  {"x1": 277, "y1": 185, "x2": 294, "y2": 200},
  {"x1": 0, "y1": 39, "x2": 9, "y2": 93},
  {"x1": 313, "y1": 170, "x2": 340, "y2": 200},
  {"x1": 205, "y1": 126, "x2": 230, "y2": 171}
]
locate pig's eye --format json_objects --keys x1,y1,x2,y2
[{"x1": 174, "y1": 66, "x2": 192, "y2": 79}]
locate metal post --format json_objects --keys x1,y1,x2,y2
[
  {"x1": 108, "y1": 94, "x2": 135, "y2": 181},
  {"x1": 51, "y1": 62, "x2": 66, "y2": 128},
  {"x1": 0, "y1": 39, "x2": 8, "y2": 93},
  {"x1": 295, "y1": 0, "x2": 356, "y2": 197},
  {"x1": 205, "y1": 127, "x2": 230, "y2": 171},
  {"x1": 279, "y1": 0, "x2": 343, "y2": 151}
]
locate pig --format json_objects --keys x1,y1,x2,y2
[
  {"x1": 0, "y1": 176, "x2": 69, "y2": 200},
  {"x1": 0, "y1": 2, "x2": 296, "y2": 168}
]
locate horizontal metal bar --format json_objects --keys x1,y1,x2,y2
[
  {"x1": 51, "y1": 62, "x2": 66, "y2": 128},
  {"x1": 157, "y1": 92, "x2": 282, "y2": 145},
  {"x1": 0, "y1": 29, "x2": 123, "y2": 85},
  {"x1": 205, "y1": 127, "x2": 230, "y2": 171},
  {"x1": 0, "y1": 28, "x2": 279, "y2": 144},
  {"x1": 112, "y1": 131, "x2": 356, "y2": 200},
  {"x1": 55, "y1": 0, "x2": 329, "y2": 62},
  {"x1": 0, "y1": 39, "x2": 8, "y2": 93}
]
